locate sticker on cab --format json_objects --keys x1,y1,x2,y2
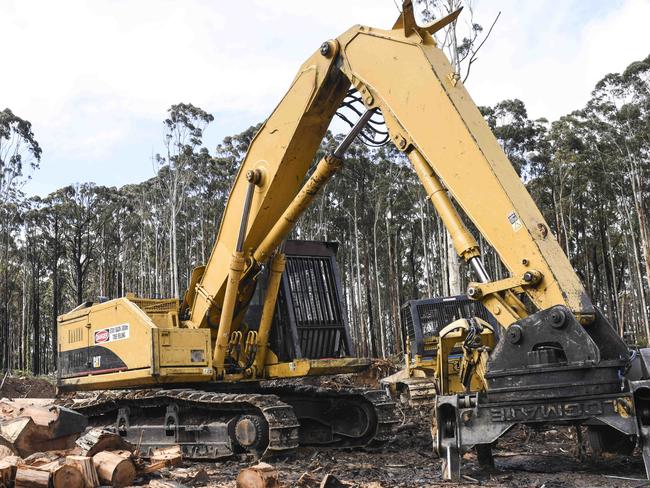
[{"x1": 94, "y1": 324, "x2": 130, "y2": 344}]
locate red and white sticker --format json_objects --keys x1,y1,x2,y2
[{"x1": 94, "y1": 324, "x2": 130, "y2": 344}]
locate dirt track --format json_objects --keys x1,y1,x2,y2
[{"x1": 0, "y1": 374, "x2": 56, "y2": 398}]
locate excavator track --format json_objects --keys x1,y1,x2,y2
[
  {"x1": 256, "y1": 381, "x2": 400, "y2": 448},
  {"x1": 397, "y1": 378, "x2": 438, "y2": 406},
  {"x1": 59, "y1": 389, "x2": 300, "y2": 460}
]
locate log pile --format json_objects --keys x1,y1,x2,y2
[
  {"x1": 0, "y1": 399, "x2": 87, "y2": 457},
  {"x1": 0, "y1": 398, "x2": 185, "y2": 487}
]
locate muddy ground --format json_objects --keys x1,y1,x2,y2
[
  {"x1": 160, "y1": 408, "x2": 647, "y2": 488},
  {"x1": 2, "y1": 373, "x2": 648, "y2": 487}
]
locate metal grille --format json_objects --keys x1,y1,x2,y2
[
  {"x1": 282, "y1": 255, "x2": 348, "y2": 359},
  {"x1": 268, "y1": 241, "x2": 352, "y2": 361},
  {"x1": 402, "y1": 295, "x2": 497, "y2": 358},
  {"x1": 403, "y1": 305, "x2": 415, "y2": 346},
  {"x1": 129, "y1": 297, "x2": 179, "y2": 313}
]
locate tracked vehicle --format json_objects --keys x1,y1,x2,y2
[
  {"x1": 382, "y1": 295, "x2": 497, "y2": 405},
  {"x1": 58, "y1": 241, "x2": 397, "y2": 458},
  {"x1": 57, "y1": 1, "x2": 650, "y2": 478}
]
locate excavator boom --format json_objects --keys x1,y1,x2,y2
[{"x1": 186, "y1": 7, "x2": 593, "y2": 340}]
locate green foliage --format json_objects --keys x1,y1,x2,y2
[{"x1": 0, "y1": 108, "x2": 42, "y2": 204}]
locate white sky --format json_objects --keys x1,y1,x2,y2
[{"x1": 1, "y1": 0, "x2": 649, "y2": 196}]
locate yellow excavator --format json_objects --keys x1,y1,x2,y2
[{"x1": 57, "y1": 0, "x2": 650, "y2": 478}]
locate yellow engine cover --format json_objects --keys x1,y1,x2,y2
[{"x1": 57, "y1": 297, "x2": 213, "y2": 391}]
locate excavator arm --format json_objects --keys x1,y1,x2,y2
[{"x1": 185, "y1": 3, "x2": 594, "y2": 350}]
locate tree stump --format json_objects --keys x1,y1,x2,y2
[
  {"x1": 65, "y1": 455, "x2": 99, "y2": 488},
  {"x1": 14, "y1": 466, "x2": 50, "y2": 488},
  {"x1": 236, "y1": 463, "x2": 280, "y2": 488},
  {"x1": 92, "y1": 451, "x2": 136, "y2": 488}
]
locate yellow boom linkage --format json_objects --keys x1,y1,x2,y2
[{"x1": 185, "y1": 1, "x2": 593, "y2": 374}]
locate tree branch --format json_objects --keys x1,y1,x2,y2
[{"x1": 463, "y1": 10, "x2": 501, "y2": 83}]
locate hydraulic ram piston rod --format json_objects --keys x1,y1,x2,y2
[
  {"x1": 254, "y1": 110, "x2": 375, "y2": 263},
  {"x1": 407, "y1": 147, "x2": 490, "y2": 282}
]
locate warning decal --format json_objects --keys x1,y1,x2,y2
[
  {"x1": 94, "y1": 323, "x2": 130, "y2": 344},
  {"x1": 507, "y1": 211, "x2": 523, "y2": 232}
]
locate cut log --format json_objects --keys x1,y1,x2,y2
[
  {"x1": 149, "y1": 445, "x2": 182, "y2": 469},
  {"x1": 32, "y1": 460, "x2": 59, "y2": 472},
  {"x1": 24, "y1": 452, "x2": 61, "y2": 466},
  {"x1": 0, "y1": 439, "x2": 17, "y2": 457},
  {"x1": 0, "y1": 401, "x2": 87, "y2": 439},
  {"x1": 92, "y1": 451, "x2": 136, "y2": 488},
  {"x1": 0, "y1": 456, "x2": 22, "y2": 486},
  {"x1": 110, "y1": 449, "x2": 133, "y2": 459},
  {"x1": 140, "y1": 444, "x2": 182, "y2": 474},
  {"x1": 31, "y1": 459, "x2": 84, "y2": 488},
  {"x1": 140, "y1": 459, "x2": 169, "y2": 474},
  {"x1": 65, "y1": 456, "x2": 99, "y2": 488},
  {"x1": 236, "y1": 463, "x2": 280, "y2": 488},
  {"x1": 14, "y1": 465, "x2": 50, "y2": 488},
  {"x1": 0, "y1": 460, "x2": 15, "y2": 487},
  {"x1": 76, "y1": 428, "x2": 134, "y2": 457},
  {"x1": 24, "y1": 449, "x2": 79, "y2": 466},
  {"x1": 0, "y1": 416, "x2": 79, "y2": 457},
  {"x1": 4, "y1": 455, "x2": 24, "y2": 468},
  {"x1": 50, "y1": 464, "x2": 84, "y2": 488},
  {"x1": 0, "y1": 417, "x2": 32, "y2": 444}
]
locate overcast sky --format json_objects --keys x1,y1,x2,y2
[{"x1": 2, "y1": 0, "x2": 649, "y2": 196}]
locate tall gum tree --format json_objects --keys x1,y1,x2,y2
[
  {"x1": 0, "y1": 108, "x2": 41, "y2": 371},
  {"x1": 155, "y1": 103, "x2": 213, "y2": 299}
]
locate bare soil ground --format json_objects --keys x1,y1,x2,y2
[
  {"x1": 154, "y1": 407, "x2": 646, "y2": 488},
  {"x1": 2, "y1": 373, "x2": 648, "y2": 487},
  {"x1": 0, "y1": 373, "x2": 56, "y2": 398}
]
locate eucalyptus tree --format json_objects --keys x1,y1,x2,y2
[
  {"x1": 154, "y1": 103, "x2": 214, "y2": 299},
  {"x1": 0, "y1": 109, "x2": 41, "y2": 371}
]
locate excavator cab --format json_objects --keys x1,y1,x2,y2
[{"x1": 262, "y1": 240, "x2": 354, "y2": 362}]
